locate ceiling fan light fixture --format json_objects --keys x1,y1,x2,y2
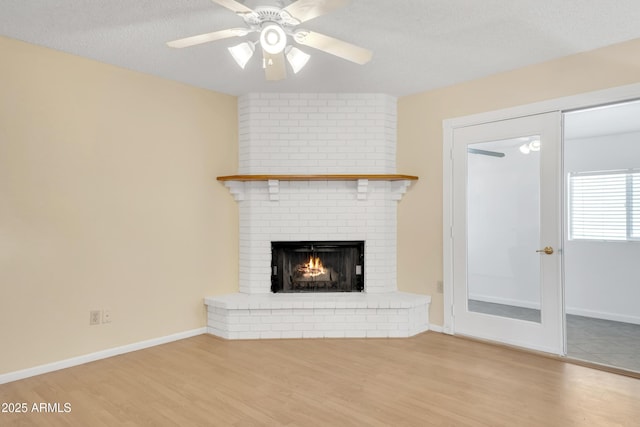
[
  {"x1": 285, "y1": 46, "x2": 310, "y2": 74},
  {"x1": 228, "y1": 41, "x2": 255, "y2": 69},
  {"x1": 260, "y1": 24, "x2": 287, "y2": 54}
]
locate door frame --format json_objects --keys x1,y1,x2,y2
[{"x1": 442, "y1": 82, "x2": 640, "y2": 339}]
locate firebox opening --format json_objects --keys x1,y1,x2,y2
[{"x1": 271, "y1": 241, "x2": 364, "y2": 293}]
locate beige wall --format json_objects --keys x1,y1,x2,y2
[
  {"x1": 0, "y1": 37, "x2": 238, "y2": 374},
  {"x1": 397, "y1": 37, "x2": 640, "y2": 326}
]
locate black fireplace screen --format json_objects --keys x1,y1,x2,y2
[{"x1": 271, "y1": 241, "x2": 364, "y2": 293}]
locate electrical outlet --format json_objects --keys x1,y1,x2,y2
[
  {"x1": 102, "y1": 309, "x2": 112, "y2": 324},
  {"x1": 436, "y1": 280, "x2": 443, "y2": 293},
  {"x1": 90, "y1": 310, "x2": 101, "y2": 325}
]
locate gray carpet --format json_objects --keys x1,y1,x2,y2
[
  {"x1": 468, "y1": 300, "x2": 640, "y2": 373},
  {"x1": 566, "y1": 314, "x2": 640, "y2": 372}
]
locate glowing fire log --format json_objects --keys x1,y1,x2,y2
[{"x1": 298, "y1": 255, "x2": 326, "y2": 278}]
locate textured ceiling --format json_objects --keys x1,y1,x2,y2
[{"x1": 3, "y1": 0, "x2": 640, "y2": 96}]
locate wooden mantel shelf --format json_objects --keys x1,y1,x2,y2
[
  {"x1": 218, "y1": 174, "x2": 418, "y2": 202},
  {"x1": 217, "y1": 174, "x2": 419, "y2": 182}
]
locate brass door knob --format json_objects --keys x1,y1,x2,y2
[{"x1": 536, "y1": 246, "x2": 554, "y2": 255}]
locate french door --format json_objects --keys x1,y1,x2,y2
[{"x1": 451, "y1": 112, "x2": 564, "y2": 354}]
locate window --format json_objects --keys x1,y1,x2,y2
[{"x1": 569, "y1": 169, "x2": 640, "y2": 241}]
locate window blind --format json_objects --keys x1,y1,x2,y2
[
  {"x1": 633, "y1": 173, "x2": 640, "y2": 239},
  {"x1": 569, "y1": 170, "x2": 640, "y2": 241}
]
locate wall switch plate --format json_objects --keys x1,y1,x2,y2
[
  {"x1": 90, "y1": 310, "x2": 101, "y2": 325},
  {"x1": 102, "y1": 309, "x2": 112, "y2": 324}
]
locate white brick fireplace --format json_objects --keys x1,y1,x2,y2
[{"x1": 205, "y1": 93, "x2": 430, "y2": 339}]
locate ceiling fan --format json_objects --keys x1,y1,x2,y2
[{"x1": 166, "y1": 0, "x2": 373, "y2": 81}]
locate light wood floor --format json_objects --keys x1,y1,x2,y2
[{"x1": 2, "y1": 332, "x2": 640, "y2": 426}]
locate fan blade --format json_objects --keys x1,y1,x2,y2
[
  {"x1": 263, "y1": 50, "x2": 286, "y2": 81},
  {"x1": 294, "y1": 31, "x2": 372, "y2": 65},
  {"x1": 167, "y1": 28, "x2": 249, "y2": 48},
  {"x1": 210, "y1": 0, "x2": 254, "y2": 14},
  {"x1": 283, "y1": 0, "x2": 349, "y2": 23}
]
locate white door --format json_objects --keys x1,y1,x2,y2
[{"x1": 452, "y1": 112, "x2": 564, "y2": 354}]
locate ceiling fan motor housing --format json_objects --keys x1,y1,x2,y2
[{"x1": 242, "y1": 7, "x2": 300, "y2": 29}]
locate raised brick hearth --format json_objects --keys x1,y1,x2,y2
[{"x1": 206, "y1": 292, "x2": 429, "y2": 339}]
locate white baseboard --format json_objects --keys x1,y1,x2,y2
[
  {"x1": 468, "y1": 293, "x2": 540, "y2": 310},
  {"x1": 566, "y1": 307, "x2": 640, "y2": 326},
  {"x1": 0, "y1": 327, "x2": 207, "y2": 385},
  {"x1": 428, "y1": 324, "x2": 444, "y2": 333}
]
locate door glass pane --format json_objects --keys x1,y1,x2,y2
[{"x1": 467, "y1": 136, "x2": 541, "y2": 323}]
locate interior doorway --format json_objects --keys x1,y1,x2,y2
[
  {"x1": 563, "y1": 100, "x2": 640, "y2": 372},
  {"x1": 443, "y1": 82, "x2": 640, "y2": 362}
]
